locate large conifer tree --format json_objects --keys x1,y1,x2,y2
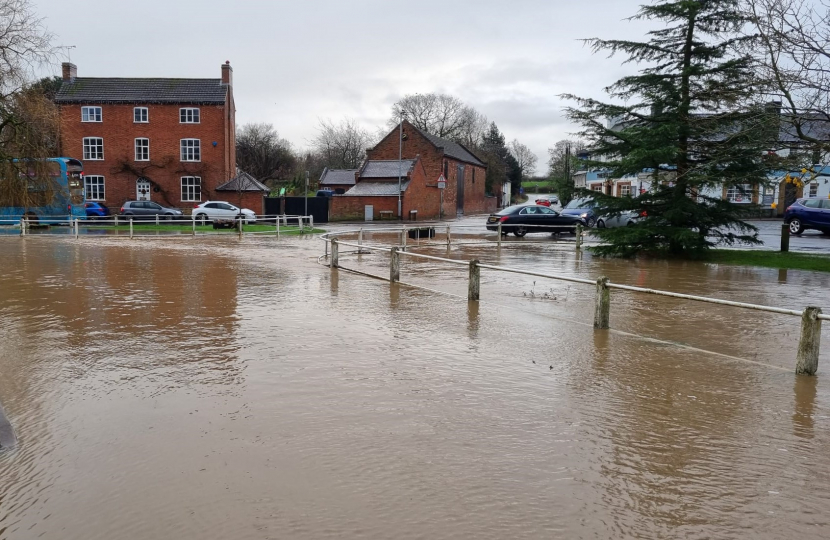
[{"x1": 564, "y1": 0, "x2": 780, "y2": 257}]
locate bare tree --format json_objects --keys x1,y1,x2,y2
[
  {"x1": 507, "y1": 139, "x2": 538, "y2": 178},
  {"x1": 312, "y1": 118, "x2": 372, "y2": 169},
  {"x1": 390, "y1": 93, "x2": 487, "y2": 143},
  {"x1": 236, "y1": 122, "x2": 296, "y2": 184},
  {"x1": 547, "y1": 140, "x2": 586, "y2": 180},
  {"x1": 747, "y1": 0, "x2": 830, "y2": 157}
]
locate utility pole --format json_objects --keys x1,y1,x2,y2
[
  {"x1": 305, "y1": 170, "x2": 309, "y2": 218},
  {"x1": 397, "y1": 114, "x2": 404, "y2": 219}
]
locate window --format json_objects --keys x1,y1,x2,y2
[
  {"x1": 802, "y1": 199, "x2": 821, "y2": 208},
  {"x1": 180, "y1": 108, "x2": 200, "y2": 123},
  {"x1": 181, "y1": 176, "x2": 201, "y2": 201},
  {"x1": 81, "y1": 106, "x2": 102, "y2": 122},
  {"x1": 619, "y1": 184, "x2": 631, "y2": 197},
  {"x1": 726, "y1": 184, "x2": 752, "y2": 203},
  {"x1": 472, "y1": 168, "x2": 476, "y2": 184},
  {"x1": 134, "y1": 107, "x2": 148, "y2": 123},
  {"x1": 180, "y1": 139, "x2": 201, "y2": 161},
  {"x1": 590, "y1": 184, "x2": 603, "y2": 192},
  {"x1": 443, "y1": 160, "x2": 448, "y2": 178},
  {"x1": 821, "y1": 200, "x2": 830, "y2": 209},
  {"x1": 83, "y1": 137, "x2": 104, "y2": 160},
  {"x1": 809, "y1": 183, "x2": 818, "y2": 197},
  {"x1": 84, "y1": 175, "x2": 105, "y2": 200},
  {"x1": 135, "y1": 138, "x2": 150, "y2": 161}
]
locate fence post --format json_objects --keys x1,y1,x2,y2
[
  {"x1": 299, "y1": 216, "x2": 304, "y2": 234},
  {"x1": 129, "y1": 218, "x2": 134, "y2": 239},
  {"x1": 795, "y1": 306, "x2": 822, "y2": 375},
  {"x1": 115, "y1": 214, "x2": 119, "y2": 226},
  {"x1": 330, "y1": 239, "x2": 339, "y2": 268},
  {"x1": 468, "y1": 259, "x2": 481, "y2": 301},
  {"x1": 446, "y1": 225, "x2": 451, "y2": 247},
  {"x1": 74, "y1": 218, "x2": 79, "y2": 239},
  {"x1": 594, "y1": 276, "x2": 610, "y2": 329},
  {"x1": 238, "y1": 216, "x2": 243, "y2": 239},
  {"x1": 390, "y1": 246, "x2": 400, "y2": 282},
  {"x1": 309, "y1": 215, "x2": 314, "y2": 231},
  {"x1": 192, "y1": 216, "x2": 196, "y2": 236},
  {"x1": 358, "y1": 228, "x2": 364, "y2": 253},
  {"x1": 401, "y1": 228, "x2": 407, "y2": 251},
  {"x1": 155, "y1": 214, "x2": 159, "y2": 226},
  {"x1": 781, "y1": 223, "x2": 790, "y2": 252},
  {"x1": 276, "y1": 215, "x2": 280, "y2": 236},
  {"x1": 576, "y1": 224, "x2": 584, "y2": 251},
  {"x1": 20, "y1": 218, "x2": 25, "y2": 236},
  {"x1": 497, "y1": 222, "x2": 502, "y2": 247}
]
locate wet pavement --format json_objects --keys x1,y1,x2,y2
[{"x1": 0, "y1": 235, "x2": 829, "y2": 539}]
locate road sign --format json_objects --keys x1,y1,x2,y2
[{"x1": 437, "y1": 174, "x2": 446, "y2": 189}]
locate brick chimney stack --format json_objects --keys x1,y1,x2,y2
[
  {"x1": 62, "y1": 62, "x2": 77, "y2": 82},
  {"x1": 221, "y1": 61, "x2": 233, "y2": 86}
]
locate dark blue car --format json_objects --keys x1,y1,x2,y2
[
  {"x1": 85, "y1": 201, "x2": 110, "y2": 219},
  {"x1": 784, "y1": 198, "x2": 830, "y2": 235},
  {"x1": 560, "y1": 197, "x2": 598, "y2": 227}
]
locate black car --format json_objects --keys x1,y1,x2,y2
[{"x1": 486, "y1": 205, "x2": 584, "y2": 237}]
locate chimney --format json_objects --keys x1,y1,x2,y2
[
  {"x1": 62, "y1": 62, "x2": 77, "y2": 82},
  {"x1": 221, "y1": 61, "x2": 233, "y2": 86}
]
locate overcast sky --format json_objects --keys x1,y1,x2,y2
[{"x1": 36, "y1": 0, "x2": 655, "y2": 174}]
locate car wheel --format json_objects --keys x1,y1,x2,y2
[
  {"x1": 788, "y1": 218, "x2": 805, "y2": 235},
  {"x1": 195, "y1": 213, "x2": 208, "y2": 225},
  {"x1": 585, "y1": 217, "x2": 596, "y2": 228},
  {"x1": 514, "y1": 227, "x2": 527, "y2": 238},
  {"x1": 596, "y1": 219, "x2": 606, "y2": 228},
  {"x1": 164, "y1": 214, "x2": 173, "y2": 221}
]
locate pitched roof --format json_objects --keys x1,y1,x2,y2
[
  {"x1": 319, "y1": 168, "x2": 358, "y2": 186},
  {"x1": 345, "y1": 180, "x2": 410, "y2": 196},
  {"x1": 409, "y1": 125, "x2": 486, "y2": 167},
  {"x1": 55, "y1": 78, "x2": 228, "y2": 104},
  {"x1": 779, "y1": 114, "x2": 830, "y2": 143},
  {"x1": 215, "y1": 170, "x2": 269, "y2": 192},
  {"x1": 359, "y1": 159, "x2": 417, "y2": 179}
]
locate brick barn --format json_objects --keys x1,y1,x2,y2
[{"x1": 54, "y1": 61, "x2": 240, "y2": 213}]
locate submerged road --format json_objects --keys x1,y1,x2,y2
[{"x1": 0, "y1": 400, "x2": 16, "y2": 450}]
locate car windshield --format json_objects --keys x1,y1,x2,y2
[{"x1": 564, "y1": 198, "x2": 595, "y2": 209}]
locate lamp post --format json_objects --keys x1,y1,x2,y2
[
  {"x1": 305, "y1": 170, "x2": 309, "y2": 218},
  {"x1": 397, "y1": 111, "x2": 406, "y2": 220}
]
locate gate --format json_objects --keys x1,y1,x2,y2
[
  {"x1": 283, "y1": 197, "x2": 329, "y2": 223},
  {"x1": 264, "y1": 197, "x2": 282, "y2": 216}
]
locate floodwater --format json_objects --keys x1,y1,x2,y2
[{"x1": 1, "y1": 234, "x2": 829, "y2": 540}]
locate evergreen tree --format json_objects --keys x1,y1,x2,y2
[
  {"x1": 480, "y1": 122, "x2": 522, "y2": 199},
  {"x1": 564, "y1": 0, "x2": 780, "y2": 257}
]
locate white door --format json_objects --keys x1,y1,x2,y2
[
  {"x1": 365, "y1": 205, "x2": 373, "y2": 221},
  {"x1": 136, "y1": 178, "x2": 151, "y2": 201}
]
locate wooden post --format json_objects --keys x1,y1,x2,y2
[
  {"x1": 796, "y1": 306, "x2": 822, "y2": 375},
  {"x1": 155, "y1": 214, "x2": 159, "y2": 225},
  {"x1": 129, "y1": 218, "x2": 134, "y2": 239},
  {"x1": 390, "y1": 246, "x2": 400, "y2": 282},
  {"x1": 276, "y1": 215, "x2": 280, "y2": 236},
  {"x1": 576, "y1": 224, "x2": 584, "y2": 250},
  {"x1": 401, "y1": 228, "x2": 407, "y2": 251},
  {"x1": 358, "y1": 228, "x2": 364, "y2": 253},
  {"x1": 115, "y1": 214, "x2": 119, "y2": 226},
  {"x1": 299, "y1": 216, "x2": 304, "y2": 234},
  {"x1": 497, "y1": 222, "x2": 502, "y2": 247},
  {"x1": 781, "y1": 223, "x2": 790, "y2": 252},
  {"x1": 192, "y1": 216, "x2": 196, "y2": 236},
  {"x1": 331, "y1": 239, "x2": 339, "y2": 268},
  {"x1": 446, "y1": 225, "x2": 451, "y2": 247},
  {"x1": 238, "y1": 216, "x2": 243, "y2": 239},
  {"x1": 74, "y1": 218, "x2": 79, "y2": 239},
  {"x1": 20, "y1": 218, "x2": 25, "y2": 236},
  {"x1": 594, "y1": 276, "x2": 610, "y2": 329},
  {"x1": 309, "y1": 215, "x2": 314, "y2": 231},
  {"x1": 468, "y1": 259, "x2": 481, "y2": 301}
]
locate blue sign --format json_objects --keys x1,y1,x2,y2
[{"x1": 519, "y1": 187, "x2": 524, "y2": 194}]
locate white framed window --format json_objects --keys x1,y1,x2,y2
[
  {"x1": 619, "y1": 184, "x2": 631, "y2": 197},
  {"x1": 135, "y1": 138, "x2": 150, "y2": 161},
  {"x1": 134, "y1": 107, "x2": 149, "y2": 123},
  {"x1": 809, "y1": 183, "x2": 818, "y2": 197},
  {"x1": 590, "y1": 184, "x2": 603, "y2": 192},
  {"x1": 84, "y1": 175, "x2": 105, "y2": 201},
  {"x1": 726, "y1": 184, "x2": 752, "y2": 203},
  {"x1": 179, "y1": 108, "x2": 200, "y2": 123},
  {"x1": 83, "y1": 137, "x2": 104, "y2": 160},
  {"x1": 81, "y1": 106, "x2": 102, "y2": 122},
  {"x1": 180, "y1": 138, "x2": 201, "y2": 162},
  {"x1": 181, "y1": 176, "x2": 201, "y2": 201}
]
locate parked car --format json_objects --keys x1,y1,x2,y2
[
  {"x1": 192, "y1": 201, "x2": 257, "y2": 224},
  {"x1": 486, "y1": 204, "x2": 583, "y2": 237},
  {"x1": 596, "y1": 210, "x2": 647, "y2": 228},
  {"x1": 85, "y1": 202, "x2": 110, "y2": 219},
  {"x1": 784, "y1": 198, "x2": 830, "y2": 234},
  {"x1": 534, "y1": 196, "x2": 560, "y2": 207},
  {"x1": 560, "y1": 197, "x2": 598, "y2": 227},
  {"x1": 316, "y1": 189, "x2": 334, "y2": 198},
  {"x1": 119, "y1": 201, "x2": 183, "y2": 220}
]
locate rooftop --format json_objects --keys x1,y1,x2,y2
[
  {"x1": 215, "y1": 170, "x2": 269, "y2": 192},
  {"x1": 319, "y1": 168, "x2": 358, "y2": 186},
  {"x1": 359, "y1": 159, "x2": 417, "y2": 179},
  {"x1": 345, "y1": 180, "x2": 410, "y2": 196},
  {"x1": 55, "y1": 78, "x2": 228, "y2": 104}
]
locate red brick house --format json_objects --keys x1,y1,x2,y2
[
  {"x1": 367, "y1": 121, "x2": 491, "y2": 216},
  {"x1": 54, "y1": 61, "x2": 238, "y2": 212},
  {"x1": 330, "y1": 158, "x2": 429, "y2": 220}
]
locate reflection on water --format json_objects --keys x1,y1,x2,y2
[{"x1": 0, "y1": 236, "x2": 829, "y2": 540}]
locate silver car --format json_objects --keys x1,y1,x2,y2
[
  {"x1": 596, "y1": 210, "x2": 645, "y2": 228},
  {"x1": 119, "y1": 201, "x2": 183, "y2": 220}
]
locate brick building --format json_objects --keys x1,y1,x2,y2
[
  {"x1": 330, "y1": 158, "x2": 429, "y2": 220},
  {"x1": 366, "y1": 121, "x2": 491, "y2": 217},
  {"x1": 54, "y1": 62, "x2": 237, "y2": 212}
]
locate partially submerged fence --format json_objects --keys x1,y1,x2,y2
[
  {"x1": 322, "y1": 225, "x2": 827, "y2": 376},
  {"x1": 11, "y1": 214, "x2": 315, "y2": 239}
]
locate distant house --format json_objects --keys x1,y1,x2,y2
[
  {"x1": 318, "y1": 167, "x2": 358, "y2": 194},
  {"x1": 215, "y1": 169, "x2": 269, "y2": 213},
  {"x1": 54, "y1": 61, "x2": 236, "y2": 212},
  {"x1": 329, "y1": 158, "x2": 428, "y2": 221}
]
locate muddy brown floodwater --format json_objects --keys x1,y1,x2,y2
[{"x1": 1, "y1": 235, "x2": 829, "y2": 540}]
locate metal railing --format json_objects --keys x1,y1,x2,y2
[
  {"x1": 12, "y1": 214, "x2": 316, "y2": 239},
  {"x1": 322, "y1": 226, "x2": 827, "y2": 376}
]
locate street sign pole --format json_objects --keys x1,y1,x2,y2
[{"x1": 437, "y1": 174, "x2": 446, "y2": 221}]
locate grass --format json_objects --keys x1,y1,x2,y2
[
  {"x1": 83, "y1": 223, "x2": 325, "y2": 234},
  {"x1": 705, "y1": 249, "x2": 830, "y2": 273}
]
